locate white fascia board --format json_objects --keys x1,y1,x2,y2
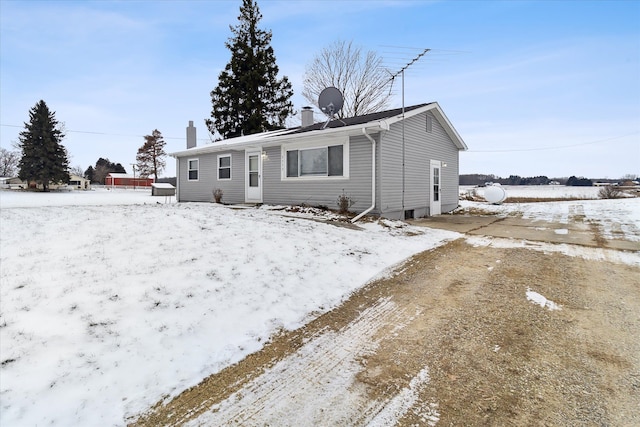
[
  {"x1": 171, "y1": 121, "x2": 391, "y2": 157},
  {"x1": 170, "y1": 129, "x2": 290, "y2": 157},
  {"x1": 428, "y1": 103, "x2": 468, "y2": 151}
]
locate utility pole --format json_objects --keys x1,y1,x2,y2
[{"x1": 130, "y1": 163, "x2": 136, "y2": 190}]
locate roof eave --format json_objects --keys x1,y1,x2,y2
[
  {"x1": 426, "y1": 103, "x2": 468, "y2": 151},
  {"x1": 170, "y1": 121, "x2": 392, "y2": 157}
]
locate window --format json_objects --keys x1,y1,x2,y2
[
  {"x1": 188, "y1": 159, "x2": 199, "y2": 181},
  {"x1": 286, "y1": 150, "x2": 298, "y2": 177},
  {"x1": 433, "y1": 167, "x2": 440, "y2": 201},
  {"x1": 218, "y1": 155, "x2": 231, "y2": 180},
  {"x1": 284, "y1": 143, "x2": 347, "y2": 178},
  {"x1": 426, "y1": 115, "x2": 433, "y2": 133}
]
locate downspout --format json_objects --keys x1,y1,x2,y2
[
  {"x1": 175, "y1": 156, "x2": 180, "y2": 202},
  {"x1": 351, "y1": 128, "x2": 376, "y2": 223}
]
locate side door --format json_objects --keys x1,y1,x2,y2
[
  {"x1": 429, "y1": 160, "x2": 441, "y2": 215},
  {"x1": 246, "y1": 151, "x2": 262, "y2": 202}
]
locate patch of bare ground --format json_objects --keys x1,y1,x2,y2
[{"x1": 131, "y1": 239, "x2": 640, "y2": 426}]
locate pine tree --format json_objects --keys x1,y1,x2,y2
[
  {"x1": 92, "y1": 158, "x2": 126, "y2": 184},
  {"x1": 206, "y1": 0, "x2": 294, "y2": 139},
  {"x1": 18, "y1": 100, "x2": 70, "y2": 191},
  {"x1": 84, "y1": 165, "x2": 95, "y2": 182},
  {"x1": 136, "y1": 129, "x2": 166, "y2": 180}
]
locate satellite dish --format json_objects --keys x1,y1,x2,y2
[
  {"x1": 484, "y1": 184, "x2": 507, "y2": 205},
  {"x1": 318, "y1": 87, "x2": 344, "y2": 118}
]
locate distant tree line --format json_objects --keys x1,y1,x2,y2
[
  {"x1": 565, "y1": 176, "x2": 593, "y2": 186},
  {"x1": 459, "y1": 174, "x2": 552, "y2": 186},
  {"x1": 460, "y1": 174, "x2": 597, "y2": 187}
]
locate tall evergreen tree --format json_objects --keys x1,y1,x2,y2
[
  {"x1": 136, "y1": 129, "x2": 166, "y2": 180},
  {"x1": 18, "y1": 100, "x2": 70, "y2": 191},
  {"x1": 206, "y1": 0, "x2": 294, "y2": 139}
]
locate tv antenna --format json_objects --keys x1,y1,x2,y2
[
  {"x1": 318, "y1": 86, "x2": 344, "y2": 129},
  {"x1": 386, "y1": 47, "x2": 430, "y2": 214}
]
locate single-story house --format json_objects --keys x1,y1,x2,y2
[
  {"x1": 171, "y1": 103, "x2": 467, "y2": 220},
  {"x1": 105, "y1": 173, "x2": 154, "y2": 188},
  {"x1": 0, "y1": 177, "x2": 24, "y2": 189},
  {"x1": 69, "y1": 174, "x2": 91, "y2": 190}
]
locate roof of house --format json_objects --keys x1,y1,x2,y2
[
  {"x1": 171, "y1": 102, "x2": 466, "y2": 157},
  {"x1": 287, "y1": 103, "x2": 429, "y2": 134},
  {"x1": 106, "y1": 173, "x2": 134, "y2": 178}
]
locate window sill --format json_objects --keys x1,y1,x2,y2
[{"x1": 281, "y1": 175, "x2": 349, "y2": 181}]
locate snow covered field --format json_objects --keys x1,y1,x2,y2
[
  {"x1": 0, "y1": 187, "x2": 638, "y2": 426},
  {"x1": 460, "y1": 184, "x2": 605, "y2": 199}
]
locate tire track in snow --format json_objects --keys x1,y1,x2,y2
[{"x1": 184, "y1": 297, "x2": 436, "y2": 426}]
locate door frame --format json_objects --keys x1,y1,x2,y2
[
  {"x1": 245, "y1": 150, "x2": 262, "y2": 203},
  {"x1": 429, "y1": 159, "x2": 442, "y2": 216}
]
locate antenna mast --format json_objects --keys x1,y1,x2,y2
[{"x1": 387, "y1": 47, "x2": 430, "y2": 215}]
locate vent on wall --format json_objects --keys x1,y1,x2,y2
[
  {"x1": 426, "y1": 115, "x2": 433, "y2": 133},
  {"x1": 404, "y1": 209, "x2": 415, "y2": 220}
]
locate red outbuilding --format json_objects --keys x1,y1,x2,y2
[{"x1": 105, "y1": 173, "x2": 154, "y2": 188}]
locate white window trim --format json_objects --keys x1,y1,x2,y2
[
  {"x1": 187, "y1": 158, "x2": 199, "y2": 181},
  {"x1": 281, "y1": 138, "x2": 349, "y2": 180},
  {"x1": 217, "y1": 154, "x2": 232, "y2": 181}
]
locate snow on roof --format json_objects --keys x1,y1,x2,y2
[
  {"x1": 151, "y1": 183, "x2": 175, "y2": 189},
  {"x1": 170, "y1": 102, "x2": 466, "y2": 158}
]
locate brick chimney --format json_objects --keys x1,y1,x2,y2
[
  {"x1": 301, "y1": 106, "x2": 314, "y2": 127},
  {"x1": 186, "y1": 121, "x2": 196, "y2": 149}
]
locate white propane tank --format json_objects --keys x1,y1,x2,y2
[{"x1": 484, "y1": 184, "x2": 507, "y2": 204}]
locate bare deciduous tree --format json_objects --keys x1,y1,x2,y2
[
  {"x1": 70, "y1": 165, "x2": 84, "y2": 177},
  {"x1": 302, "y1": 40, "x2": 392, "y2": 119},
  {"x1": 0, "y1": 147, "x2": 20, "y2": 177}
]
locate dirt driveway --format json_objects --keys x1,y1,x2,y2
[{"x1": 132, "y1": 216, "x2": 640, "y2": 426}]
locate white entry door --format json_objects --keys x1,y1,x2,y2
[
  {"x1": 246, "y1": 151, "x2": 262, "y2": 202},
  {"x1": 429, "y1": 160, "x2": 442, "y2": 215}
]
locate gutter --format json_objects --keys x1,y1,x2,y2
[{"x1": 351, "y1": 128, "x2": 377, "y2": 223}]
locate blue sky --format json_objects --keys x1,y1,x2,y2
[{"x1": 1, "y1": 0, "x2": 638, "y2": 179}]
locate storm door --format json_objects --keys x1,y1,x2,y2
[
  {"x1": 429, "y1": 160, "x2": 442, "y2": 215},
  {"x1": 246, "y1": 151, "x2": 262, "y2": 202}
]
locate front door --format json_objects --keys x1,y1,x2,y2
[
  {"x1": 246, "y1": 151, "x2": 262, "y2": 202},
  {"x1": 430, "y1": 160, "x2": 442, "y2": 215}
]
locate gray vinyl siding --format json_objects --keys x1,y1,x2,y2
[
  {"x1": 177, "y1": 150, "x2": 245, "y2": 203},
  {"x1": 378, "y1": 111, "x2": 460, "y2": 219},
  {"x1": 262, "y1": 135, "x2": 373, "y2": 211},
  {"x1": 377, "y1": 127, "x2": 403, "y2": 218},
  {"x1": 433, "y1": 117, "x2": 461, "y2": 214}
]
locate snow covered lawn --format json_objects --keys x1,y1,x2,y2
[
  {"x1": 1, "y1": 188, "x2": 638, "y2": 426},
  {"x1": 0, "y1": 189, "x2": 458, "y2": 426}
]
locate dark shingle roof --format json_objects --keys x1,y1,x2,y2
[{"x1": 284, "y1": 103, "x2": 431, "y2": 135}]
